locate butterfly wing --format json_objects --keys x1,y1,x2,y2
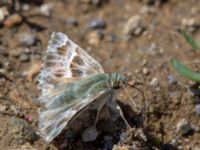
[
  {"x1": 37, "y1": 32, "x2": 106, "y2": 142},
  {"x1": 39, "y1": 91, "x2": 108, "y2": 142},
  {"x1": 38, "y1": 32, "x2": 104, "y2": 97}
]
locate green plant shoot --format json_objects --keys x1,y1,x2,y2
[
  {"x1": 171, "y1": 59, "x2": 200, "y2": 82},
  {"x1": 182, "y1": 32, "x2": 200, "y2": 52}
]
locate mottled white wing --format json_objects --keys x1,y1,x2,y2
[
  {"x1": 37, "y1": 32, "x2": 105, "y2": 142},
  {"x1": 39, "y1": 91, "x2": 107, "y2": 142},
  {"x1": 38, "y1": 32, "x2": 104, "y2": 97}
]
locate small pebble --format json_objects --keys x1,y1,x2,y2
[
  {"x1": 3, "y1": 13, "x2": 22, "y2": 28},
  {"x1": 20, "y1": 53, "x2": 30, "y2": 62},
  {"x1": 91, "y1": 0, "x2": 108, "y2": 6},
  {"x1": 119, "y1": 132, "x2": 128, "y2": 142},
  {"x1": 128, "y1": 79, "x2": 136, "y2": 86},
  {"x1": 66, "y1": 17, "x2": 78, "y2": 26},
  {"x1": 81, "y1": 0, "x2": 108, "y2": 6},
  {"x1": 195, "y1": 104, "x2": 200, "y2": 116},
  {"x1": 81, "y1": 0, "x2": 91, "y2": 3},
  {"x1": 140, "y1": 5, "x2": 155, "y2": 14},
  {"x1": 19, "y1": 33, "x2": 38, "y2": 46},
  {"x1": 142, "y1": 67, "x2": 150, "y2": 75},
  {"x1": 176, "y1": 119, "x2": 192, "y2": 135},
  {"x1": 0, "y1": 7, "x2": 9, "y2": 23},
  {"x1": 0, "y1": 104, "x2": 7, "y2": 112},
  {"x1": 192, "y1": 146, "x2": 200, "y2": 150},
  {"x1": 141, "y1": 0, "x2": 164, "y2": 5},
  {"x1": 139, "y1": 42, "x2": 159, "y2": 56},
  {"x1": 88, "y1": 19, "x2": 106, "y2": 29},
  {"x1": 107, "y1": 33, "x2": 118, "y2": 43},
  {"x1": 9, "y1": 89, "x2": 30, "y2": 108},
  {"x1": 10, "y1": 117, "x2": 38, "y2": 143},
  {"x1": 24, "y1": 60, "x2": 41, "y2": 81},
  {"x1": 177, "y1": 145, "x2": 183, "y2": 150},
  {"x1": 13, "y1": 143, "x2": 37, "y2": 150},
  {"x1": 141, "y1": 59, "x2": 148, "y2": 66},
  {"x1": 86, "y1": 30, "x2": 104, "y2": 46},
  {"x1": 0, "y1": 46, "x2": 8, "y2": 56},
  {"x1": 21, "y1": 4, "x2": 30, "y2": 11},
  {"x1": 81, "y1": 126, "x2": 98, "y2": 142},
  {"x1": 181, "y1": 18, "x2": 198, "y2": 32},
  {"x1": 149, "y1": 78, "x2": 159, "y2": 87},
  {"x1": 24, "y1": 115, "x2": 33, "y2": 122},
  {"x1": 181, "y1": 18, "x2": 196, "y2": 27},
  {"x1": 191, "y1": 124, "x2": 199, "y2": 132},
  {"x1": 169, "y1": 91, "x2": 181, "y2": 105},
  {"x1": 10, "y1": 48, "x2": 22, "y2": 57},
  {"x1": 39, "y1": 3, "x2": 53, "y2": 17},
  {"x1": 168, "y1": 75, "x2": 177, "y2": 84},
  {"x1": 124, "y1": 15, "x2": 144, "y2": 36},
  {"x1": 141, "y1": 0, "x2": 155, "y2": 4},
  {"x1": 10, "y1": 105, "x2": 20, "y2": 115}
]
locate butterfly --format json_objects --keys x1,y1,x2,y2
[{"x1": 37, "y1": 32, "x2": 139, "y2": 143}]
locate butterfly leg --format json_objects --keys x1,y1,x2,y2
[
  {"x1": 116, "y1": 105, "x2": 132, "y2": 129},
  {"x1": 106, "y1": 91, "x2": 131, "y2": 129},
  {"x1": 94, "y1": 99, "x2": 106, "y2": 126}
]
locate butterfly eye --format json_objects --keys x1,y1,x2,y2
[{"x1": 112, "y1": 80, "x2": 121, "y2": 89}]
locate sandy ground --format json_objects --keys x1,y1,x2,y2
[{"x1": 0, "y1": 0, "x2": 200, "y2": 149}]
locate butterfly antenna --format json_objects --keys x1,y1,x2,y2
[
  {"x1": 128, "y1": 83, "x2": 145, "y2": 103},
  {"x1": 121, "y1": 81, "x2": 140, "y2": 113}
]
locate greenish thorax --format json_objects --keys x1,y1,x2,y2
[
  {"x1": 70, "y1": 72, "x2": 127, "y2": 98},
  {"x1": 50, "y1": 73, "x2": 127, "y2": 109}
]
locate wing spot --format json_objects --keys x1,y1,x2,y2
[
  {"x1": 72, "y1": 55, "x2": 84, "y2": 66},
  {"x1": 46, "y1": 54, "x2": 59, "y2": 60},
  {"x1": 70, "y1": 54, "x2": 85, "y2": 77},
  {"x1": 57, "y1": 41, "x2": 71, "y2": 55},
  {"x1": 45, "y1": 61, "x2": 57, "y2": 67},
  {"x1": 57, "y1": 45, "x2": 67, "y2": 55},
  {"x1": 54, "y1": 73, "x2": 64, "y2": 78}
]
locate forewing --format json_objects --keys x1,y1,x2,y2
[
  {"x1": 38, "y1": 32, "x2": 104, "y2": 96},
  {"x1": 39, "y1": 91, "x2": 108, "y2": 142},
  {"x1": 37, "y1": 32, "x2": 106, "y2": 142}
]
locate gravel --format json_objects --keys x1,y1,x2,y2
[
  {"x1": 19, "y1": 33, "x2": 38, "y2": 46},
  {"x1": 149, "y1": 77, "x2": 159, "y2": 87},
  {"x1": 19, "y1": 53, "x2": 30, "y2": 62},
  {"x1": 39, "y1": 3, "x2": 53, "y2": 17},
  {"x1": 195, "y1": 104, "x2": 200, "y2": 116},
  {"x1": 167, "y1": 75, "x2": 177, "y2": 85},
  {"x1": 3, "y1": 13, "x2": 22, "y2": 28},
  {"x1": 0, "y1": 116, "x2": 38, "y2": 146},
  {"x1": 176, "y1": 119, "x2": 192, "y2": 135},
  {"x1": 0, "y1": 7, "x2": 9, "y2": 23},
  {"x1": 65, "y1": 17, "x2": 79, "y2": 26},
  {"x1": 88, "y1": 19, "x2": 106, "y2": 29},
  {"x1": 124, "y1": 15, "x2": 144, "y2": 36}
]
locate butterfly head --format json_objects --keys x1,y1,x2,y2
[{"x1": 110, "y1": 73, "x2": 127, "y2": 89}]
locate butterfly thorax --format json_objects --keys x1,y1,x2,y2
[
  {"x1": 108, "y1": 73, "x2": 127, "y2": 89},
  {"x1": 63, "y1": 73, "x2": 127, "y2": 101}
]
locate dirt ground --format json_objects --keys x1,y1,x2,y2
[{"x1": 1, "y1": 0, "x2": 200, "y2": 149}]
